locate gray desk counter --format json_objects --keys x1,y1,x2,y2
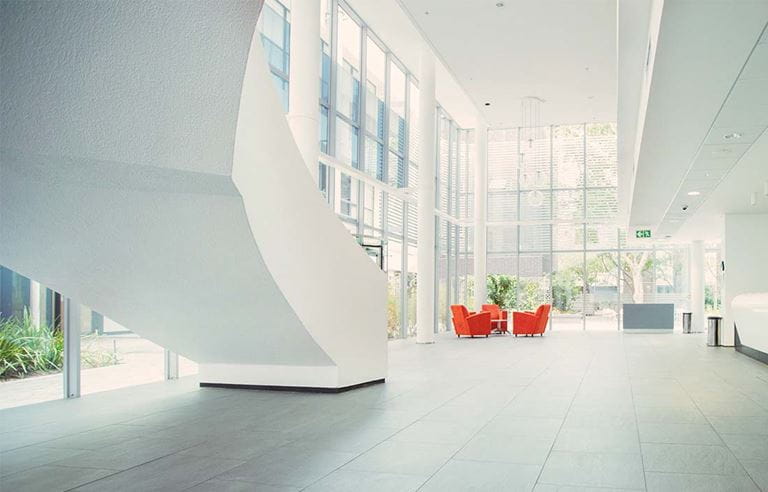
[{"x1": 623, "y1": 303, "x2": 674, "y2": 332}]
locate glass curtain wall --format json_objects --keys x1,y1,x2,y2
[
  {"x1": 315, "y1": 1, "x2": 473, "y2": 339},
  {"x1": 257, "y1": 0, "x2": 291, "y2": 112},
  {"x1": 487, "y1": 123, "x2": 692, "y2": 330},
  {"x1": 704, "y1": 245, "x2": 723, "y2": 314},
  {"x1": 0, "y1": 266, "x2": 197, "y2": 410},
  {"x1": 435, "y1": 109, "x2": 474, "y2": 332}
]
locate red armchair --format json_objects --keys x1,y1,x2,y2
[
  {"x1": 451, "y1": 305, "x2": 492, "y2": 338},
  {"x1": 481, "y1": 304, "x2": 509, "y2": 333},
  {"x1": 513, "y1": 304, "x2": 551, "y2": 336}
]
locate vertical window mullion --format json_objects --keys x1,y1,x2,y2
[
  {"x1": 355, "y1": 23, "x2": 367, "y2": 236},
  {"x1": 382, "y1": 52, "x2": 391, "y2": 185},
  {"x1": 403, "y1": 74, "x2": 411, "y2": 188},
  {"x1": 327, "y1": 0, "x2": 339, "y2": 159},
  {"x1": 400, "y1": 202, "x2": 409, "y2": 338},
  {"x1": 617, "y1": 228, "x2": 622, "y2": 331},
  {"x1": 516, "y1": 127, "x2": 521, "y2": 310},
  {"x1": 582, "y1": 123, "x2": 587, "y2": 331},
  {"x1": 283, "y1": 1, "x2": 290, "y2": 100},
  {"x1": 549, "y1": 125, "x2": 554, "y2": 330}
]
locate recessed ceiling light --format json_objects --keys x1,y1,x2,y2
[
  {"x1": 712, "y1": 148, "x2": 733, "y2": 156},
  {"x1": 723, "y1": 132, "x2": 742, "y2": 140},
  {"x1": 687, "y1": 191, "x2": 701, "y2": 196}
]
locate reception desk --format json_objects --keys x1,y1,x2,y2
[
  {"x1": 732, "y1": 293, "x2": 768, "y2": 365},
  {"x1": 623, "y1": 303, "x2": 675, "y2": 332}
]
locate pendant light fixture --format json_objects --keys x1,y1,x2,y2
[
  {"x1": 520, "y1": 96, "x2": 545, "y2": 148},
  {"x1": 519, "y1": 96, "x2": 546, "y2": 207}
]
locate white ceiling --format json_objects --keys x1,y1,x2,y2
[
  {"x1": 398, "y1": 0, "x2": 618, "y2": 127},
  {"x1": 656, "y1": 24, "x2": 768, "y2": 238},
  {"x1": 677, "y1": 127, "x2": 768, "y2": 242},
  {"x1": 627, "y1": 0, "x2": 768, "y2": 239}
]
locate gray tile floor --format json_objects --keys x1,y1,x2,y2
[{"x1": 2, "y1": 331, "x2": 768, "y2": 491}]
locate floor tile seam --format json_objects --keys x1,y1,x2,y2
[
  {"x1": 530, "y1": 350, "x2": 595, "y2": 488},
  {"x1": 0, "y1": 462, "x2": 117, "y2": 482},
  {"x1": 295, "y1": 469, "x2": 431, "y2": 491},
  {"x1": 669, "y1": 349, "x2": 763, "y2": 491},
  {"x1": 642, "y1": 468, "x2": 757, "y2": 477},
  {"x1": 2, "y1": 419, "x2": 59, "y2": 433},
  {"x1": 58, "y1": 440, "x2": 219, "y2": 491},
  {"x1": 535, "y1": 478, "x2": 644, "y2": 490},
  {"x1": 179, "y1": 477, "x2": 280, "y2": 491},
  {"x1": 622, "y1": 333, "x2": 650, "y2": 492},
  {"x1": 0, "y1": 424, "x2": 131, "y2": 455},
  {"x1": 547, "y1": 446, "x2": 644, "y2": 456},
  {"x1": 392, "y1": 371, "x2": 526, "y2": 439},
  {"x1": 640, "y1": 441, "x2": 738, "y2": 448},
  {"x1": 690, "y1": 360, "x2": 768, "y2": 414},
  {"x1": 0, "y1": 463, "x2": 120, "y2": 489},
  {"x1": 638, "y1": 439, "x2": 729, "y2": 447},
  {"x1": 35, "y1": 461, "x2": 124, "y2": 473},
  {"x1": 180, "y1": 463, "x2": 311, "y2": 492},
  {"x1": 411, "y1": 363, "x2": 553, "y2": 491},
  {"x1": 445, "y1": 455, "x2": 554, "y2": 466},
  {"x1": 250, "y1": 423, "x2": 405, "y2": 491}
]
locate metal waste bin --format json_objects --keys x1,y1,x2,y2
[
  {"x1": 707, "y1": 316, "x2": 722, "y2": 346},
  {"x1": 682, "y1": 312, "x2": 692, "y2": 334}
]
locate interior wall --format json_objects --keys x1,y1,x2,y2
[{"x1": 723, "y1": 213, "x2": 768, "y2": 346}]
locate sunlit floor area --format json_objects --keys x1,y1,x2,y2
[
  {"x1": 0, "y1": 336, "x2": 198, "y2": 410},
  {"x1": 2, "y1": 331, "x2": 767, "y2": 491}
]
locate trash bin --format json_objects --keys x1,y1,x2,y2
[
  {"x1": 707, "y1": 316, "x2": 722, "y2": 346},
  {"x1": 682, "y1": 312, "x2": 692, "y2": 334}
]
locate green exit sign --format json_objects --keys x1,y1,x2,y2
[{"x1": 635, "y1": 229, "x2": 652, "y2": 239}]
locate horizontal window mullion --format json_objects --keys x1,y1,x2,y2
[{"x1": 336, "y1": 112, "x2": 360, "y2": 129}]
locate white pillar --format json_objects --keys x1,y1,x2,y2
[
  {"x1": 690, "y1": 240, "x2": 705, "y2": 333},
  {"x1": 63, "y1": 298, "x2": 81, "y2": 399},
  {"x1": 164, "y1": 349, "x2": 179, "y2": 380},
  {"x1": 416, "y1": 49, "x2": 436, "y2": 344},
  {"x1": 29, "y1": 280, "x2": 41, "y2": 327},
  {"x1": 473, "y1": 122, "x2": 488, "y2": 312},
  {"x1": 286, "y1": 0, "x2": 321, "y2": 183}
]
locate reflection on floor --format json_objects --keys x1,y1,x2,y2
[{"x1": 1, "y1": 331, "x2": 767, "y2": 491}]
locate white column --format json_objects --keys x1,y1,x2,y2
[
  {"x1": 286, "y1": 0, "x2": 321, "y2": 183},
  {"x1": 473, "y1": 121, "x2": 488, "y2": 311},
  {"x1": 164, "y1": 349, "x2": 179, "y2": 380},
  {"x1": 690, "y1": 240, "x2": 705, "y2": 333},
  {"x1": 29, "y1": 280, "x2": 41, "y2": 327},
  {"x1": 416, "y1": 49, "x2": 436, "y2": 344},
  {"x1": 63, "y1": 298, "x2": 81, "y2": 399}
]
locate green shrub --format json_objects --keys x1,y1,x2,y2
[
  {"x1": 81, "y1": 334, "x2": 120, "y2": 368},
  {"x1": 0, "y1": 310, "x2": 119, "y2": 379},
  {"x1": 486, "y1": 275, "x2": 517, "y2": 309},
  {"x1": 0, "y1": 311, "x2": 63, "y2": 379}
]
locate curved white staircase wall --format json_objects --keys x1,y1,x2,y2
[
  {"x1": 0, "y1": 0, "x2": 387, "y2": 389},
  {"x1": 732, "y1": 293, "x2": 768, "y2": 360}
]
